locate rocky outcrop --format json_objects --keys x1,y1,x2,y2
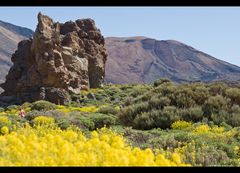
[{"x1": 0, "y1": 13, "x2": 107, "y2": 105}]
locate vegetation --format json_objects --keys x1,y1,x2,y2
[
  {"x1": 0, "y1": 79, "x2": 240, "y2": 166},
  {"x1": 119, "y1": 80, "x2": 240, "y2": 130}
]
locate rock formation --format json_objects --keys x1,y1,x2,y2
[{"x1": 0, "y1": 12, "x2": 107, "y2": 105}]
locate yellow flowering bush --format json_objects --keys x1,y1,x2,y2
[
  {"x1": 33, "y1": 116, "x2": 55, "y2": 127},
  {"x1": 211, "y1": 126, "x2": 225, "y2": 133},
  {"x1": 0, "y1": 116, "x2": 10, "y2": 124},
  {"x1": 192, "y1": 124, "x2": 210, "y2": 134},
  {"x1": 0, "y1": 125, "x2": 190, "y2": 166},
  {"x1": 71, "y1": 106, "x2": 99, "y2": 113},
  {"x1": 0, "y1": 126, "x2": 9, "y2": 135},
  {"x1": 57, "y1": 106, "x2": 99, "y2": 113},
  {"x1": 0, "y1": 116, "x2": 11, "y2": 127},
  {"x1": 171, "y1": 121, "x2": 192, "y2": 130}
]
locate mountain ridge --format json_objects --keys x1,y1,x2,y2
[
  {"x1": 1, "y1": 20, "x2": 240, "y2": 88},
  {"x1": 105, "y1": 37, "x2": 240, "y2": 84}
]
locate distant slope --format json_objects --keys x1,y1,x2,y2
[
  {"x1": 0, "y1": 20, "x2": 33, "y2": 87},
  {"x1": 105, "y1": 37, "x2": 240, "y2": 84}
]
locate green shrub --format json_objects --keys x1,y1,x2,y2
[
  {"x1": 179, "y1": 106, "x2": 203, "y2": 122},
  {"x1": 228, "y1": 113, "x2": 240, "y2": 127},
  {"x1": 6, "y1": 105, "x2": 18, "y2": 111},
  {"x1": 203, "y1": 95, "x2": 228, "y2": 117},
  {"x1": 191, "y1": 86, "x2": 209, "y2": 105},
  {"x1": 91, "y1": 114, "x2": 117, "y2": 129},
  {"x1": 98, "y1": 106, "x2": 118, "y2": 115},
  {"x1": 21, "y1": 102, "x2": 33, "y2": 109},
  {"x1": 25, "y1": 110, "x2": 43, "y2": 121},
  {"x1": 0, "y1": 107, "x2": 4, "y2": 112},
  {"x1": 226, "y1": 88, "x2": 240, "y2": 105},
  {"x1": 31, "y1": 100, "x2": 57, "y2": 111},
  {"x1": 70, "y1": 116, "x2": 95, "y2": 131},
  {"x1": 145, "y1": 135, "x2": 180, "y2": 150},
  {"x1": 154, "y1": 106, "x2": 180, "y2": 129},
  {"x1": 55, "y1": 117, "x2": 70, "y2": 130},
  {"x1": 118, "y1": 106, "x2": 136, "y2": 125},
  {"x1": 130, "y1": 85, "x2": 151, "y2": 98},
  {"x1": 133, "y1": 112, "x2": 155, "y2": 130},
  {"x1": 148, "y1": 96, "x2": 170, "y2": 109},
  {"x1": 210, "y1": 111, "x2": 229, "y2": 126},
  {"x1": 172, "y1": 88, "x2": 196, "y2": 108},
  {"x1": 208, "y1": 82, "x2": 227, "y2": 96},
  {"x1": 153, "y1": 78, "x2": 171, "y2": 87}
]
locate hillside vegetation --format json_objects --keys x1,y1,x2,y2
[{"x1": 1, "y1": 79, "x2": 240, "y2": 166}]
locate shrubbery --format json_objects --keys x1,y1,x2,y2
[
  {"x1": 31, "y1": 100, "x2": 57, "y2": 111},
  {"x1": 97, "y1": 106, "x2": 119, "y2": 115},
  {"x1": 119, "y1": 78, "x2": 240, "y2": 129}
]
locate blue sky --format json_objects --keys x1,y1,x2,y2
[{"x1": 0, "y1": 7, "x2": 240, "y2": 66}]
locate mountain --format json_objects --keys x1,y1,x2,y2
[
  {"x1": 1, "y1": 20, "x2": 240, "y2": 87},
  {"x1": 105, "y1": 37, "x2": 240, "y2": 84},
  {"x1": 0, "y1": 20, "x2": 33, "y2": 89}
]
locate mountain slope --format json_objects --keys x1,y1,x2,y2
[
  {"x1": 0, "y1": 20, "x2": 33, "y2": 85},
  {"x1": 105, "y1": 37, "x2": 240, "y2": 84}
]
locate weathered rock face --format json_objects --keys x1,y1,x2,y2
[{"x1": 0, "y1": 13, "x2": 107, "y2": 105}]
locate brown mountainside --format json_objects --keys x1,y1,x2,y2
[
  {"x1": 0, "y1": 20, "x2": 33, "y2": 86},
  {"x1": 105, "y1": 37, "x2": 240, "y2": 84}
]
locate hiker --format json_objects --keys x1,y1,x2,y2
[{"x1": 19, "y1": 107, "x2": 26, "y2": 118}]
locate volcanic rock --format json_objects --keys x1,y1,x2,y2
[{"x1": 0, "y1": 12, "x2": 107, "y2": 105}]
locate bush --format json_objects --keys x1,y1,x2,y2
[
  {"x1": 208, "y1": 82, "x2": 227, "y2": 96},
  {"x1": 0, "y1": 107, "x2": 4, "y2": 112},
  {"x1": 172, "y1": 87, "x2": 195, "y2": 108},
  {"x1": 91, "y1": 114, "x2": 117, "y2": 129},
  {"x1": 55, "y1": 117, "x2": 70, "y2": 130},
  {"x1": 31, "y1": 100, "x2": 57, "y2": 111},
  {"x1": 130, "y1": 85, "x2": 151, "y2": 98},
  {"x1": 133, "y1": 112, "x2": 155, "y2": 130},
  {"x1": 6, "y1": 105, "x2": 19, "y2": 111},
  {"x1": 203, "y1": 95, "x2": 228, "y2": 117},
  {"x1": 148, "y1": 96, "x2": 170, "y2": 109},
  {"x1": 154, "y1": 106, "x2": 180, "y2": 129},
  {"x1": 98, "y1": 106, "x2": 119, "y2": 115},
  {"x1": 25, "y1": 110, "x2": 45, "y2": 121},
  {"x1": 0, "y1": 116, "x2": 11, "y2": 128},
  {"x1": 21, "y1": 102, "x2": 33, "y2": 109},
  {"x1": 227, "y1": 113, "x2": 240, "y2": 127},
  {"x1": 226, "y1": 88, "x2": 240, "y2": 105},
  {"x1": 171, "y1": 121, "x2": 192, "y2": 130},
  {"x1": 153, "y1": 78, "x2": 171, "y2": 87},
  {"x1": 71, "y1": 116, "x2": 95, "y2": 131},
  {"x1": 0, "y1": 126, "x2": 9, "y2": 135},
  {"x1": 211, "y1": 111, "x2": 229, "y2": 126},
  {"x1": 33, "y1": 116, "x2": 55, "y2": 127},
  {"x1": 179, "y1": 106, "x2": 203, "y2": 122},
  {"x1": 119, "y1": 80, "x2": 240, "y2": 130},
  {"x1": 191, "y1": 85, "x2": 209, "y2": 105}
]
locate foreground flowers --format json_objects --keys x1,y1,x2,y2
[{"x1": 0, "y1": 124, "x2": 189, "y2": 166}]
